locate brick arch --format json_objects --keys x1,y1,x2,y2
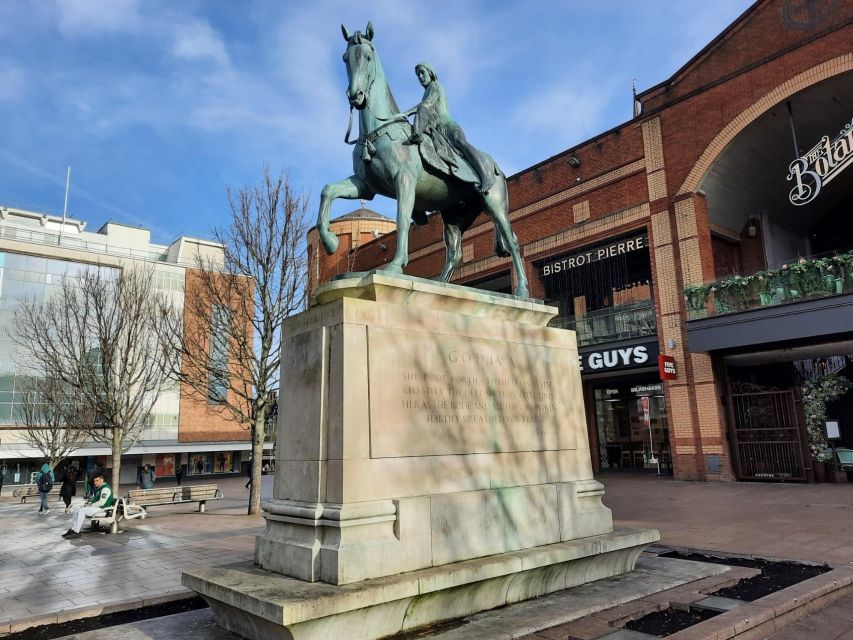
[{"x1": 677, "y1": 53, "x2": 853, "y2": 196}]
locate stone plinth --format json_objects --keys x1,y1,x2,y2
[
  {"x1": 186, "y1": 273, "x2": 658, "y2": 639},
  {"x1": 185, "y1": 528, "x2": 659, "y2": 640}
]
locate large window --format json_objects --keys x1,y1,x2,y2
[
  {"x1": 208, "y1": 304, "x2": 231, "y2": 404},
  {"x1": 0, "y1": 251, "x2": 120, "y2": 422},
  {"x1": 536, "y1": 232, "x2": 656, "y2": 346},
  {"x1": 595, "y1": 382, "x2": 670, "y2": 473}
]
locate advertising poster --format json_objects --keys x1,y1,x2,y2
[
  {"x1": 190, "y1": 454, "x2": 212, "y2": 476},
  {"x1": 156, "y1": 454, "x2": 175, "y2": 477},
  {"x1": 214, "y1": 451, "x2": 233, "y2": 473}
]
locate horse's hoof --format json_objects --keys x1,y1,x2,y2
[
  {"x1": 382, "y1": 263, "x2": 404, "y2": 275},
  {"x1": 320, "y1": 230, "x2": 339, "y2": 254},
  {"x1": 515, "y1": 285, "x2": 530, "y2": 299}
]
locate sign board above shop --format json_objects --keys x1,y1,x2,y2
[
  {"x1": 787, "y1": 115, "x2": 853, "y2": 206},
  {"x1": 578, "y1": 339, "x2": 660, "y2": 375},
  {"x1": 541, "y1": 234, "x2": 648, "y2": 277}
]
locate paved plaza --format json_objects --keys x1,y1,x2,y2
[
  {"x1": 1, "y1": 472, "x2": 851, "y2": 637},
  {"x1": 0, "y1": 475, "x2": 270, "y2": 634}
]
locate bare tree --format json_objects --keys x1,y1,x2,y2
[
  {"x1": 161, "y1": 169, "x2": 309, "y2": 515},
  {"x1": 13, "y1": 266, "x2": 180, "y2": 489},
  {"x1": 18, "y1": 376, "x2": 91, "y2": 471},
  {"x1": 20, "y1": 378, "x2": 88, "y2": 469}
]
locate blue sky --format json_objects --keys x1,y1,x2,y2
[{"x1": 0, "y1": 0, "x2": 752, "y2": 245}]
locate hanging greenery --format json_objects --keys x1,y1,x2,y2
[
  {"x1": 683, "y1": 250, "x2": 853, "y2": 315},
  {"x1": 802, "y1": 373, "x2": 851, "y2": 462}
]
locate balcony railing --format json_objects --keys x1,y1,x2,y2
[
  {"x1": 684, "y1": 251, "x2": 853, "y2": 319},
  {"x1": 549, "y1": 303, "x2": 657, "y2": 347}
]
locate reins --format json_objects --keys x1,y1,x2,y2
[
  {"x1": 344, "y1": 106, "x2": 407, "y2": 146},
  {"x1": 343, "y1": 43, "x2": 409, "y2": 147}
]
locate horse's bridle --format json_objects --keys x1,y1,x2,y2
[{"x1": 343, "y1": 37, "x2": 408, "y2": 147}]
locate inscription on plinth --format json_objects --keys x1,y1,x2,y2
[{"x1": 368, "y1": 326, "x2": 578, "y2": 457}]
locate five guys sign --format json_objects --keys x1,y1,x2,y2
[{"x1": 658, "y1": 355, "x2": 677, "y2": 380}]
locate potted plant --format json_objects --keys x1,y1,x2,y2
[
  {"x1": 708, "y1": 285, "x2": 730, "y2": 314},
  {"x1": 717, "y1": 274, "x2": 750, "y2": 311},
  {"x1": 770, "y1": 263, "x2": 798, "y2": 301},
  {"x1": 753, "y1": 271, "x2": 775, "y2": 306},
  {"x1": 683, "y1": 284, "x2": 709, "y2": 317},
  {"x1": 844, "y1": 251, "x2": 853, "y2": 288},
  {"x1": 830, "y1": 254, "x2": 847, "y2": 293},
  {"x1": 803, "y1": 373, "x2": 852, "y2": 483},
  {"x1": 812, "y1": 257, "x2": 838, "y2": 295}
]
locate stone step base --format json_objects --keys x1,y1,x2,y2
[{"x1": 183, "y1": 527, "x2": 659, "y2": 640}]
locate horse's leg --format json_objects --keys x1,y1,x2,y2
[
  {"x1": 383, "y1": 169, "x2": 417, "y2": 274},
  {"x1": 484, "y1": 193, "x2": 529, "y2": 299},
  {"x1": 316, "y1": 175, "x2": 372, "y2": 254},
  {"x1": 437, "y1": 220, "x2": 462, "y2": 282}
]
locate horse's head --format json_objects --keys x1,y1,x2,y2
[{"x1": 341, "y1": 21, "x2": 376, "y2": 110}]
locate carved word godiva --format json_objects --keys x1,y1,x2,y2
[{"x1": 787, "y1": 115, "x2": 853, "y2": 206}]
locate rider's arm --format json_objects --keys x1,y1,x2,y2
[{"x1": 400, "y1": 85, "x2": 440, "y2": 119}]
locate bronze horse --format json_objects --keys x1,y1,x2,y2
[{"x1": 315, "y1": 22, "x2": 529, "y2": 298}]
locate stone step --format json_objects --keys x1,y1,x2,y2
[{"x1": 691, "y1": 595, "x2": 746, "y2": 613}]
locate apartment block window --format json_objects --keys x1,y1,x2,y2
[{"x1": 208, "y1": 304, "x2": 230, "y2": 404}]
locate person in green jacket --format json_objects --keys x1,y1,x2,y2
[
  {"x1": 63, "y1": 471, "x2": 114, "y2": 539},
  {"x1": 36, "y1": 463, "x2": 54, "y2": 515}
]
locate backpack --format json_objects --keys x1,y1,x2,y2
[{"x1": 37, "y1": 472, "x2": 53, "y2": 492}]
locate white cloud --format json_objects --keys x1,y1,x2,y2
[
  {"x1": 54, "y1": 0, "x2": 141, "y2": 37},
  {"x1": 510, "y1": 79, "x2": 618, "y2": 149},
  {"x1": 0, "y1": 63, "x2": 26, "y2": 102},
  {"x1": 170, "y1": 20, "x2": 230, "y2": 67}
]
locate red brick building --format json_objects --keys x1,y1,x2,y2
[{"x1": 327, "y1": 0, "x2": 853, "y2": 482}]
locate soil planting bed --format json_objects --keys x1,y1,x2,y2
[
  {"x1": 625, "y1": 607, "x2": 718, "y2": 637},
  {"x1": 3, "y1": 596, "x2": 207, "y2": 640},
  {"x1": 622, "y1": 552, "x2": 831, "y2": 636},
  {"x1": 662, "y1": 551, "x2": 831, "y2": 601}
]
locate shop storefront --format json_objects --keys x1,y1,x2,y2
[
  {"x1": 578, "y1": 339, "x2": 672, "y2": 475},
  {"x1": 537, "y1": 231, "x2": 656, "y2": 348},
  {"x1": 188, "y1": 450, "x2": 242, "y2": 476},
  {"x1": 592, "y1": 382, "x2": 670, "y2": 474}
]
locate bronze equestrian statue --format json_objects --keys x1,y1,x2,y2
[{"x1": 316, "y1": 22, "x2": 529, "y2": 298}]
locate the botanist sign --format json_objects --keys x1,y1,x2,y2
[{"x1": 787, "y1": 116, "x2": 853, "y2": 206}]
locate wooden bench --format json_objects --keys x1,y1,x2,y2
[
  {"x1": 12, "y1": 484, "x2": 61, "y2": 504},
  {"x1": 127, "y1": 484, "x2": 223, "y2": 513},
  {"x1": 89, "y1": 497, "x2": 147, "y2": 534}
]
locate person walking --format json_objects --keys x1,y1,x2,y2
[
  {"x1": 175, "y1": 465, "x2": 183, "y2": 486},
  {"x1": 245, "y1": 459, "x2": 252, "y2": 490},
  {"x1": 59, "y1": 467, "x2": 79, "y2": 514},
  {"x1": 138, "y1": 464, "x2": 155, "y2": 490},
  {"x1": 36, "y1": 463, "x2": 54, "y2": 515}
]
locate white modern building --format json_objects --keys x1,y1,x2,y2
[{"x1": 0, "y1": 204, "x2": 262, "y2": 492}]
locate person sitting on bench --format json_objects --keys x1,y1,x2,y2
[{"x1": 62, "y1": 471, "x2": 114, "y2": 539}]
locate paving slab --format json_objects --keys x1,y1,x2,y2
[
  {"x1": 691, "y1": 595, "x2": 746, "y2": 613},
  {"x1": 4, "y1": 472, "x2": 853, "y2": 637},
  {"x1": 598, "y1": 631, "x2": 657, "y2": 640},
  {"x1": 54, "y1": 608, "x2": 240, "y2": 640},
  {"x1": 599, "y1": 472, "x2": 853, "y2": 567},
  {"x1": 0, "y1": 475, "x2": 269, "y2": 636}
]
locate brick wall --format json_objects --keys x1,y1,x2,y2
[
  {"x1": 343, "y1": 0, "x2": 852, "y2": 482},
  {"x1": 178, "y1": 268, "x2": 250, "y2": 443}
]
